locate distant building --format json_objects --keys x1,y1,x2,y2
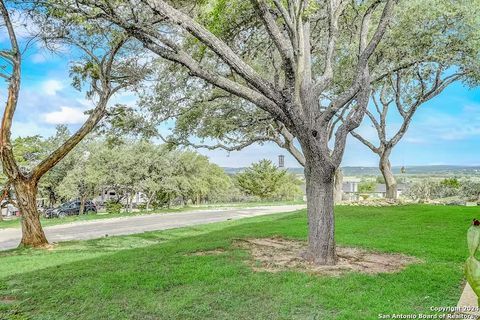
[
  {"x1": 93, "y1": 188, "x2": 148, "y2": 208},
  {"x1": 341, "y1": 181, "x2": 407, "y2": 200}
]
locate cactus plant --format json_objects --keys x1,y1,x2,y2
[{"x1": 466, "y1": 219, "x2": 480, "y2": 305}]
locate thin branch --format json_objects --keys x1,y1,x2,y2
[
  {"x1": 251, "y1": 0, "x2": 295, "y2": 76},
  {"x1": 0, "y1": 0, "x2": 22, "y2": 179}
]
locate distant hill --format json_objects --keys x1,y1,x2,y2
[{"x1": 223, "y1": 165, "x2": 480, "y2": 176}]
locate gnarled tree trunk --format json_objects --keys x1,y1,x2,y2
[
  {"x1": 303, "y1": 160, "x2": 337, "y2": 265},
  {"x1": 379, "y1": 151, "x2": 397, "y2": 200},
  {"x1": 13, "y1": 179, "x2": 48, "y2": 247}
]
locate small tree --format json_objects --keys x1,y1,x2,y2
[
  {"x1": 57, "y1": 145, "x2": 101, "y2": 214},
  {"x1": 0, "y1": 3, "x2": 146, "y2": 246},
  {"x1": 358, "y1": 181, "x2": 376, "y2": 193},
  {"x1": 236, "y1": 160, "x2": 286, "y2": 200},
  {"x1": 351, "y1": 1, "x2": 480, "y2": 200},
  {"x1": 275, "y1": 173, "x2": 303, "y2": 201}
]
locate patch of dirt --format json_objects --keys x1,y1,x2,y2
[
  {"x1": 43, "y1": 244, "x2": 58, "y2": 251},
  {"x1": 235, "y1": 237, "x2": 421, "y2": 276},
  {"x1": 187, "y1": 248, "x2": 226, "y2": 256},
  {"x1": 0, "y1": 296, "x2": 17, "y2": 304}
]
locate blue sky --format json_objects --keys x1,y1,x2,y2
[{"x1": 2, "y1": 24, "x2": 480, "y2": 169}]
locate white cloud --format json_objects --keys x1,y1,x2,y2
[
  {"x1": 42, "y1": 80, "x2": 64, "y2": 96},
  {"x1": 11, "y1": 120, "x2": 55, "y2": 138},
  {"x1": 42, "y1": 106, "x2": 88, "y2": 125},
  {"x1": 403, "y1": 137, "x2": 427, "y2": 144},
  {"x1": 30, "y1": 53, "x2": 47, "y2": 64}
]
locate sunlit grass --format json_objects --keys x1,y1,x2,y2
[{"x1": 0, "y1": 205, "x2": 472, "y2": 319}]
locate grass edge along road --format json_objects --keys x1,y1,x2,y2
[
  {"x1": 0, "y1": 205, "x2": 472, "y2": 320},
  {"x1": 0, "y1": 200, "x2": 305, "y2": 230}
]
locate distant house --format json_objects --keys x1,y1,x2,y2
[
  {"x1": 93, "y1": 188, "x2": 148, "y2": 208},
  {"x1": 341, "y1": 181, "x2": 407, "y2": 200},
  {"x1": 374, "y1": 183, "x2": 407, "y2": 198}
]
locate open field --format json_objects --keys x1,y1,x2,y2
[
  {"x1": 0, "y1": 205, "x2": 473, "y2": 319},
  {"x1": 0, "y1": 200, "x2": 305, "y2": 230}
]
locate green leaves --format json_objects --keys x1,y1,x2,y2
[
  {"x1": 236, "y1": 159, "x2": 287, "y2": 200},
  {"x1": 468, "y1": 225, "x2": 480, "y2": 256},
  {"x1": 465, "y1": 224, "x2": 480, "y2": 302}
]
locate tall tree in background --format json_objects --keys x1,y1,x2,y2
[
  {"x1": 0, "y1": 1, "x2": 146, "y2": 247},
  {"x1": 350, "y1": 1, "x2": 480, "y2": 199},
  {"x1": 39, "y1": 126, "x2": 78, "y2": 207},
  {"x1": 54, "y1": 0, "x2": 397, "y2": 264}
]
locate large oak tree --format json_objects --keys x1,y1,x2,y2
[{"x1": 49, "y1": 0, "x2": 397, "y2": 265}]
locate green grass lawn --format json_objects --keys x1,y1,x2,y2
[
  {"x1": 0, "y1": 200, "x2": 305, "y2": 229},
  {"x1": 0, "y1": 205, "x2": 474, "y2": 319}
]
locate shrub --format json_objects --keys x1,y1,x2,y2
[{"x1": 105, "y1": 201, "x2": 123, "y2": 214}]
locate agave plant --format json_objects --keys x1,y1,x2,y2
[{"x1": 466, "y1": 219, "x2": 480, "y2": 305}]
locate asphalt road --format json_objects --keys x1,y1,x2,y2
[{"x1": 0, "y1": 205, "x2": 305, "y2": 251}]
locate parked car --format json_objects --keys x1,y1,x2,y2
[{"x1": 45, "y1": 200, "x2": 97, "y2": 218}]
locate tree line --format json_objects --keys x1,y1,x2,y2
[{"x1": 0, "y1": 128, "x2": 303, "y2": 217}]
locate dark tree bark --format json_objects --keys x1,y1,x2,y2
[
  {"x1": 13, "y1": 178, "x2": 48, "y2": 246},
  {"x1": 46, "y1": 187, "x2": 57, "y2": 207},
  {"x1": 79, "y1": 195, "x2": 86, "y2": 215},
  {"x1": 303, "y1": 161, "x2": 336, "y2": 265}
]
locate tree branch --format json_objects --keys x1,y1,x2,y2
[
  {"x1": 250, "y1": 0, "x2": 295, "y2": 77},
  {"x1": 0, "y1": 0, "x2": 22, "y2": 180},
  {"x1": 142, "y1": 0, "x2": 282, "y2": 105}
]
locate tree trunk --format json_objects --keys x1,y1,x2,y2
[
  {"x1": 47, "y1": 187, "x2": 56, "y2": 207},
  {"x1": 13, "y1": 179, "x2": 48, "y2": 247},
  {"x1": 125, "y1": 194, "x2": 130, "y2": 212},
  {"x1": 303, "y1": 162, "x2": 337, "y2": 265},
  {"x1": 334, "y1": 168, "x2": 343, "y2": 204},
  {"x1": 79, "y1": 196, "x2": 86, "y2": 215},
  {"x1": 129, "y1": 193, "x2": 134, "y2": 212},
  {"x1": 379, "y1": 153, "x2": 397, "y2": 200}
]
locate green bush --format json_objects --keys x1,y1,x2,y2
[{"x1": 105, "y1": 201, "x2": 123, "y2": 214}]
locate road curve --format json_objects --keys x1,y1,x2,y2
[{"x1": 0, "y1": 205, "x2": 305, "y2": 251}]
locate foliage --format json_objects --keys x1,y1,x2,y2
[
  {"x1": 358, "y1": 181, "x2": 376, "y2": 193},
  {"x1": 403, "y1": 180, "x2": 437, "y2": 201},
  {"x1": 376, "y1": 176, "x2": 386, "y2": 184},
  {"x1": 51, "y1": 139, "x2": 235, "y2": 209},
  {"x1": 466, "y1": 221, "x2": 480, "y2": 305},
  {"x1": 440, "y1": 178, "x2": 461, "y2": 189},
  {"x1": 236, "y1": 160, "x2": 287, "y2": 200},
  {"x1": 105, "y1": 200, "x2": 123, "y2": 214},
  {"x1": 460, "y1": 181, "x2": 480, "y2": 202},
  {"x1": 274, "y1": 173, "x2": 304, "y2": 201},
  {"x1": 56, "y1": 142, "x2": 102, "y2": 212},
  {"x1": 404, "y1": 178, "x2": 479, "y2": 201}
]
